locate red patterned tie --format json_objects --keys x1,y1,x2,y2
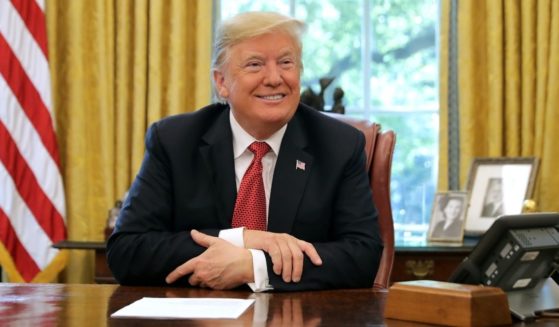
[{"x1": 232, "y1": 142, "x2": 271, "y2": 230}]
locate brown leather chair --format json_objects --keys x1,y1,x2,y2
[{"x1": 325, "y1": 112, "x2": 396, "y2": 290}]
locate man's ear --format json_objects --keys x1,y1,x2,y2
[{"x1": 213, "y1": 70, "x2": 229, "y2": 99}]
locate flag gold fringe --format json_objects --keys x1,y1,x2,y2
[{"x1": 0, "y1": 244, "x2": 68, "y2": 283}]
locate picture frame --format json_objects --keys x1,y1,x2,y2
[
  {"x1": 427, "y1": 191, "x2": 469, "y2": 242},
  {"x1": 464, "y1": 157, "x2": 539, "y2": 236}
]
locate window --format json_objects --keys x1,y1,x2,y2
[{"x1": 216, "y1": 0, "x2": 439, "y2": 242}]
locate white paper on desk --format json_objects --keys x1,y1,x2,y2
[{"x1": 111, "y1": 297, "x2": 255, "y2": 319}]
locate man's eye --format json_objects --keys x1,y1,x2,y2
[
  {"x1": 280, "y1": 59, "x2": 295, "y2": 67},
  {"x1": 246, "y1": 62, "x2": 262, "y2": 68}
]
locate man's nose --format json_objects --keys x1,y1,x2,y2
[{"x1": 263, "y1": 64, "x2": 282, "y2": 87}]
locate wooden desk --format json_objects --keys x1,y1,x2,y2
[
  {"x1": 392, "y1": 238, "x2": 478, "y2": 282},
  {"x1": 53, "y1": 240, "x2": 114, "y2": 284},
  {"x1": 0, "y1": 283, "x2": 556, "y2": 327},
  {"x1": 0, "y1": 283, "x2": 554, "y2": 326},
  {"x1": 0, "y1": 283, "x2": 382, "y2": 326}
]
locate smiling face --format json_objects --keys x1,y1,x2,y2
[
  {"x1": 213, "y1": 32, "x2": 301, "y2": 139},
  {"x1": 443, "y1": 198, "x2": 463, "y2": 222}
]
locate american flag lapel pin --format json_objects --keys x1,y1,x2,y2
[{"x1": 295, "y1": 160, "x2": 306, "y2": 171}]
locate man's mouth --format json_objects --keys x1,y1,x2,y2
[{"x1": 258, "y1": 94, "x2": 285, "y2": 100}]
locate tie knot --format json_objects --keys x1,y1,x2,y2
[{"x1": 249, "y1": 141, "x2": 270, "y2": 160}]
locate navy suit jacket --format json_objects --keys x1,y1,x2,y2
[{"x1": 107, "y1": 103, "x2": 383, "y2": 291}]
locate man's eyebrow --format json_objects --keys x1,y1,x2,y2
[
  {"x1": 240, "y1": 48, "x2": 296, "y2": 60},
  {"x1": 278, "y1": 48, "x2": 296, "y2": 58},
  {"x1": 241, "y1": 52, "x2": 264, "y2": 60}
]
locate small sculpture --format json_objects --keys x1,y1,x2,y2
[
  {"x1": 522, "y1": 199, "x2": 537, "y2": 213},
  {"x1": 300, "y1": 88, "x2": 322, "y2": 111},
  {"x1": 331, "y1": 87, "x2": 345, "y2": 114},
  {"x1": 104, "y1": 191, "x2": 129, "y2": 239},
  {"x1": 300, "y1": 77, "x2": 344, "y2": 114},
  {"x1": 104, "y1": 200, "x2": 122, "y2": 239}
]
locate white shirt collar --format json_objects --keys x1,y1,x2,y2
[{"x1": 230, "y1": 110, "x2": 287, "y2": 159}]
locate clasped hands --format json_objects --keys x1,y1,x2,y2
[{"x1": 165, "y1": 229, "x2": 322, "y2": 290}]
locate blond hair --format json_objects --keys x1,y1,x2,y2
[{"x1": 212, "y1": 11, "x2": 306, "y2": 71}]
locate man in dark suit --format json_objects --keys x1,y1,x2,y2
[
  {"x1": 481, "y1": 178, "x2": 504, "y2": 218},
  {"x1": 107, "y1": 11, "x2": 382, "y2": 292}
]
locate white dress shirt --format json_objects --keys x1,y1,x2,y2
[{"x1": 218, "y1": 111, "x2": 287, "y2": 292}]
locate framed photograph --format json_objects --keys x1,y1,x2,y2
[
  {"x1": 464, "y1": 157, "x2": 539, "y2": 235},
  {"x1": 428, "y1": 191, "x2": 469, "y2": 242}
]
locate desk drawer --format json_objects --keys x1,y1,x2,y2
[{"x1": 392, "y1": 252, "x2": 468, "y2": 282}]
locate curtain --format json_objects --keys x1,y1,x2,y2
[
  {"x1": 45, "y1": 0, "x2": 212, "y2": 283},
  {"x1": 439, "y1": 0, "x2": 559, "y2": 213},
  {"x1": 438, "y1": 0, "x2": 450, "y2": 191}
]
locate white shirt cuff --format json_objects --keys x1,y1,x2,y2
[
  {"x1": 218, "y1": 227, "x2": 245, "y2": 247},
  {"x1": 248, "y1": 249, "x2": 273, "y2": 292},
  {"x1": 219, "y1": 228, "x2": 272, "y2": 292}
]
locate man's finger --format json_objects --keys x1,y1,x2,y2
[
  {"x1": 298, "y1": 241, "x2": 322, "y2": 266},
  {"x1": 267, "y1": 244, "x2": 283, "y2": 275},
  {"x1": 190, "y1": 229, "x2": 216, "y2": 248},
  {"x1": 165, "y1": 258, "x2": 196, "y2": 284},
  {"x1": 288, "y1": 242, "x2": 304, "y2": 282},
  {"x1": 188, "y1": 273, "x2": 201, "y2": 287},
  {"x1": 277, "y1": 242, "x2": 292, "y2": 282}
]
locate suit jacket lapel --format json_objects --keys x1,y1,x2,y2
[
  {"x1": 199, "y1": 107, "x2": 236, "y2": 228},
  {"x1": 268, "y1": 113, "x2": 313, "y2": 233}
]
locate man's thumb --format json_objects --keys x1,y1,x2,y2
[{"x1": 190, "y1": 229, "x2": 213, "y2": 247}]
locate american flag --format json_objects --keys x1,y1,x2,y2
[
  {"x1": 295, "y1": 159, "x2": 306, "y2": 171},
  {"x1": 0, "y1": 0, "x2": 67, "y2": 282}
]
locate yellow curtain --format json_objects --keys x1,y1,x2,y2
[
  {"x1": 439, "y1": 0, "x2": 559, "y2": 213},
  {"x1": 438, "y1": 0, "x2": 450, "y2": 191},
  {"x1": 46, "y1": 0, "x2": 212, "y2": 283}
]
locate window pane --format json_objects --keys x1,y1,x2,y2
[
  {"x1": 369, "y1": 0, "x2": 438, "y2": 109},
  {"x1": 372, "y1": 111, "x2": 438, "y2": 243},
  {"x1": 295, "y1": 0, "x2": 364, "y2": 109},
  {"x1": 366, "y1": 0, "x2": 439, "y2": 242}
]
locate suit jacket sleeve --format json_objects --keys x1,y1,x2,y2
[
  {"x1": 106, "y1": 122, "x2": 220, "y2": 286},
  {"x1": 266, "y1": 126, "x2": 383, "y2": 291}
]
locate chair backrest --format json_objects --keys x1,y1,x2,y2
[{"x1": 325, "y1": 112, "x2": 396, "y2": 290}]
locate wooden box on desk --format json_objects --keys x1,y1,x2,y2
[{"x1": 385, "y1": 280, "x2": 511, "y2": 326}]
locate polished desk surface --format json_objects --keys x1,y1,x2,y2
[
  {"x1": 0, "y1": 283, "x2": 389, "y2": 326},
  {"x1": 1, "y1": 283, "x2": 558, "y2": 327}
]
